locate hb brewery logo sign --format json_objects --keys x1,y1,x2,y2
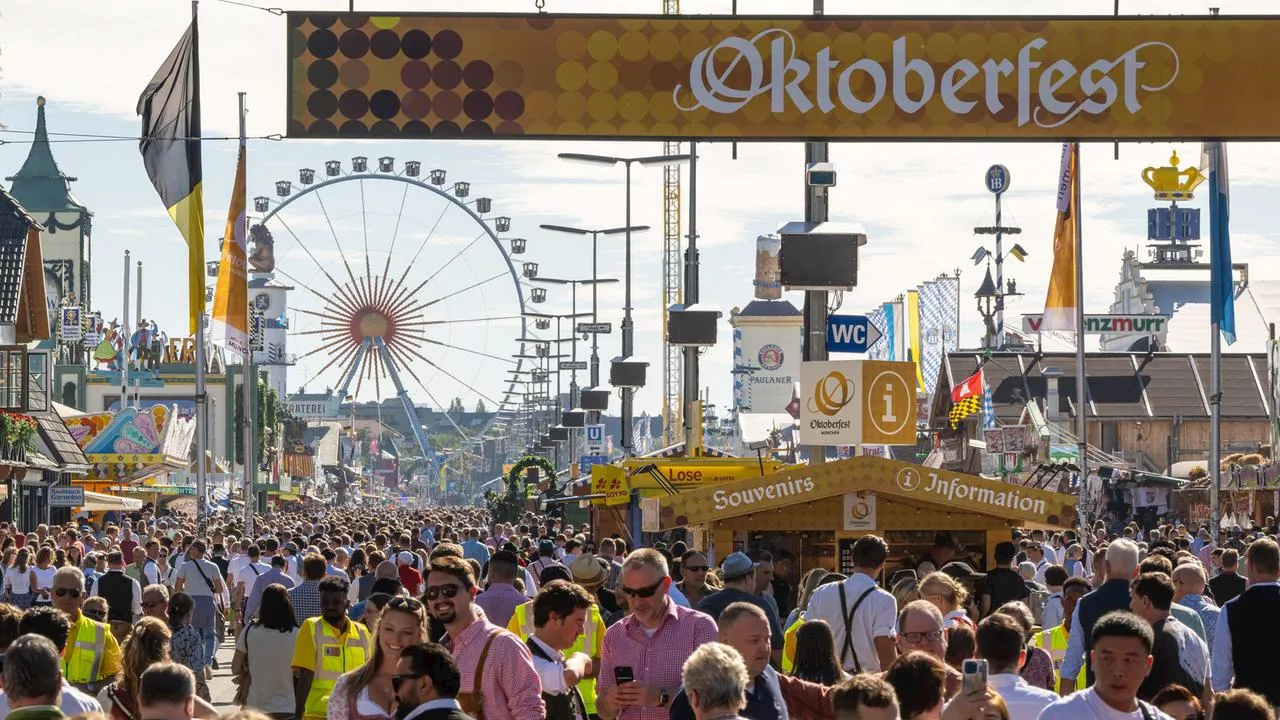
[{"x1": 288, "y1": 15, "x2": 1280, "y2": 141}]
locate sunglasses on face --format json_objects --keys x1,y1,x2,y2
[
  {"x1": 84, "y1": 609, "x2": 106, "y2": 621},
  {"x1": 620, "y1": 577, "x2": 665, "y2": 598},
  {"x1": 424, "y1": 584, "x2": 466, "y2": 601},
  {"x1": 683, "y1": 565, "x2": 709, "y2": 573},
  {"x1": 902, "y1": 630, "x2": 944, "y2": 644},
  {"x1": 392, "y1": 673, "x2": 426, "y2": 690},
  {"x1": 54, "y1": 588, "x2": 81, "y2": 598}
]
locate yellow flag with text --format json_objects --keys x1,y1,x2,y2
[
  {"x1": 211, "y1": 144, "x2": 248, "y2": 353},
  {"x1": 1042, "y1": 142, "x2": 1079, "y2": 331}
]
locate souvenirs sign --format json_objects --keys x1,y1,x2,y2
[
  {"x1": 643, "y1": 454, "x2": 1078, "y2": 531},
  {"x1": 289, "y1": 14, "x2": 1280, "y2": 140}
]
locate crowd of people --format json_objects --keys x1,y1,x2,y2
[{"x1": 0, "y1": 506, "x2": 1274, "y2": 720}]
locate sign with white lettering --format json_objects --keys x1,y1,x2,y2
[
  {"x1": 1022, "y1": 314, "x2": 1169, "y2": 334},
  {"x1": 585, "y1": 424, "x2": 605, "y2": 454},
  {"x1": 289, "y1": 15, "x2": 1280, "y2": 140},
  {"x1": 827, "y1": 315, "x2": 884, "y2": 354},
  {"x1": 49, "y1": 486, "x2": 85, "y2": 508},
  {"x1": 287, "y1": 397, "x2": 339, "y2": 419},
  {"x1": 646, "y1": 455, "x2": 1079, "y2": 531}
]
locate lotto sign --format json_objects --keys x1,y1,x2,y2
[
  {"x1": 288, "y1": 15, "x2": 1280, "y2": 141},
  {"x1": 800, "y1": 360, "x2": 917, "y2": 446},
  {"x1": 585, "y1": 424, "x2": 605, "y2": 454}
]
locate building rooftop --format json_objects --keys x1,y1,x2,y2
[
  {"x1": 939, "y1": 350, "x2": 1269, "y2": 422},
  {"x1": 6, "y1": 98, "x2": 87, "y2": 214}
]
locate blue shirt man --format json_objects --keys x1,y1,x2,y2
[{"x1": 244, "y1": 555, "x2": 296, "y2": 621}]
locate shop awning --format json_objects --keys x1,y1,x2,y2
[
  {"x1": 81, "y1": 491, "x2": 143, "y2": 512},
  {"x1": 642, "y1": 455, "x2": 1080, "y2": 531}
]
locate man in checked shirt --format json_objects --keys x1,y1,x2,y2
[
  {"x1": 597, "y1": 548, "x2": 718, "y2": 720},
  {"x1": 425, "y1": 555, "x2": 545, "y2": 720}
]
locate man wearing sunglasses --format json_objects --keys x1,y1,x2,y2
[
  {"x1": 392, "y1": 642, "x2": 473, "y2": 720},
  {"x1": 49, "y1": 567, "x2": 120, "y2": 695},
  {"x1": 597, "y1": 549, "x2": 718, "y2": 720},
  {"x1": 426, "y1": 555, "x2": 544, "y2": 720}
]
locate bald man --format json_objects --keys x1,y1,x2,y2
[{"x1": 1173, "y1": 562, "x2": 1221, "y2": 650}]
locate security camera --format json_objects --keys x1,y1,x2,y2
[{"x1": 807, "y1": 162, "x2": 836, "y2": 188}]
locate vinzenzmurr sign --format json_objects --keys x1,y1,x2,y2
[{"x1": 287, "y1": 14, "x2": 1280, "y2": 140}]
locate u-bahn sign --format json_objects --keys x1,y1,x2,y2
[{"x1": 288, "y1": 14, "x2": 1280, "y2": 140}]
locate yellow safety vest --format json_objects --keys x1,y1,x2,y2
[
  {"x1": 781, "y1": 613, "x2": 805, "y2": 674},
  {"x1": 1031, "y1": 625, "x2": 1085, "y2": 691},
  {"x1": 507, "y1": 600, "x2": 602, "y2": 715},
  {"x1": 305, "y1": 619, "x2": 372, "y2": 719},
  {"x1": 63, "y1": 615, "x2": 107, "y2": 687}
]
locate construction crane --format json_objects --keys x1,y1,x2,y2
[{"x1": 660, "y1": 0, "x2": 683, "y2": 446}]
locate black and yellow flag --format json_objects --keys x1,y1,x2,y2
[{"x1": 138, "y1": 18, "x2": 205, "y2": 335}]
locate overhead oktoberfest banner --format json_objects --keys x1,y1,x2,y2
[{"x1": 287, "y1": 14, "x2": 1280, "y2": 140}]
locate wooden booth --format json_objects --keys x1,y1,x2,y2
[{"x1": 642, "y1": 455, "x2": 1079, "y2": 578}]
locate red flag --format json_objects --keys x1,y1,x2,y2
[{"x1": 951, "y1": 369, "x2": 984, "y2": 404}]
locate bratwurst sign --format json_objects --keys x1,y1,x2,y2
[{"x1": 287, "y1": 13, "x2": 1277, "y2": 140}]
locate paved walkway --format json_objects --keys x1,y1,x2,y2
[{"x1": 209, "y1": 633, "x2": 243, "y2": 712}]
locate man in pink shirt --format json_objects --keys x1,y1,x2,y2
[
  {"x1": 426, "y1": 555, "x2": 545, "y2": 720},
  {"x1": 597, "y1": 549, "x2": 718, "y2": 720}
]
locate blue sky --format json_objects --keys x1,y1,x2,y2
[{"x1": 2, "y1": 0, "x2": 1279, "y2": 419}]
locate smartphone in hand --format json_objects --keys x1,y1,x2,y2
[
  {"x1": 614, "y1": 666, "x2": 635, "y2": 685},
  {"x1": 961, "y1": 659, "x2": 988, "y2": 696}
]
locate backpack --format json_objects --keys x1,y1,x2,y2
[{"x1": 1027, "y1": 585, "x2": 1049, "y2": 626}]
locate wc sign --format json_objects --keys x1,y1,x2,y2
[{"x1": 586, "y1": 424, "x2": 606, "y2": 455}]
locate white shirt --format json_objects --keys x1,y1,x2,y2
[
  {"x1": 1033, "y1": 558, "x2": 1050, "y2": 585},
  {"x1": 403, "y1": 698, "x2": 464, "y2": 720},
  {"x1": 4, "y1": 565, "x2": 31, "y2": 594},
  {"x1": 984, "y1": 673, "x2": 1057, "y2": 720},
  {"x1": 805, "y1": 571, "x2": 897, "y2": 672},
  {"x1": 0, "y1": 679, "x2": 102, "y2": 715},
  {"x1": 1037, "y1": 687, "x2": 1175, "y2": 720},
  {"x1": 529, "y1": 635, "x2": 571, "y2": 694},
  {"x1": 1211, "y1": 580, "x2": 1280, "y2": 691},
  {"x1": 90, "y1": 569, "x2": 143, "y2": 620},
  {"x1": 1041, "y1": 592, "x2": 1064, "y2": 632}
]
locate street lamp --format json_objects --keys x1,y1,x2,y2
[
  {"x1": 531, "y1": 276, "x2": 619, "y2": 412},
  {"x1": 539, "y1": 224, "x2": 647, "y2": 390},
  {"x1": 556, "y1": 151, "x2": 690, "y2": 456}
]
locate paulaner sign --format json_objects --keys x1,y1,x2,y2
[
  {"x1": 1022, "y1": 314, "x2": 1170, "y2": 334},
  {"x1": 287, "y1": 14, "x2": 1280, "y2": 140}
]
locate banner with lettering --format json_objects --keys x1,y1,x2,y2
[{"x1": 288, "y1": 14, "x2": 1280, "y2": 140}]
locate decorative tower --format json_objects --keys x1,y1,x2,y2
[
  {"x1": 1140, "y1": 151, "x2": 1205, "y2": 267},
  {"x1": 730, "y1": 235, "x2": 803, "y2": 415},
  {"x1": 970, "y1": 165, "x2": 1027, "y2": 349},
  {"x1": 6, "y1": 97, "x2": 93, "y2": 319}
]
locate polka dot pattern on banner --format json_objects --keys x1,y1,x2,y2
[{"x1": 285, "y1": 14, "x2": 1280, "y2": 140}]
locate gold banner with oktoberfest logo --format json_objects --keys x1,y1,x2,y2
[{"x1": 288, "y1": 14, "x2": 1279, "y2": 140}]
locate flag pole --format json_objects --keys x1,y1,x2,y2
[
  {"x1": 238, "y1": 90, "x2": 254, "y2": 538},
  {"x1": 122, "y1": 250, "x2": 131, "y2": 410},
  {"x1": 1209, "y1": 141, "x2": 1222, "y2": 544},
  {"x1": 1073, "y1": 142, "x2": 1089, "y2": 528},
  {"x1": 192, "y1": 0, "x2": 209, "y2": 535}
]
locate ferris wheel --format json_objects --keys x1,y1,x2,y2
[{"x1": 251, "y1": 155, "x2": 532, "y2": 477}]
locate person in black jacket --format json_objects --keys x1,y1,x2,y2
[
  {"x1": 1209, "y1": 549, "x2": 1248, "y2": 606},
  {"x1": 393, "y1": 642, "x2": 475, "y2": 720}
]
